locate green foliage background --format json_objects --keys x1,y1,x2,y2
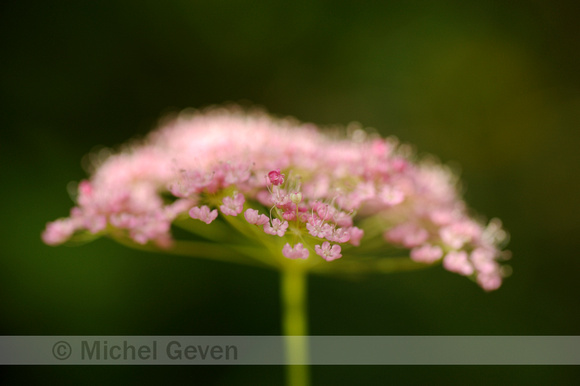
[{"x1": 1, "y1": 0, "x2": 579, "y2": 384}]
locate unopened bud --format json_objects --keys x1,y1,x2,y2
[{"x1": 290, "y1": 192, "x2": 302, "y2": 204}]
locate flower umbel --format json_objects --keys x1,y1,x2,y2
[{"x1": 42, "y1": 107, "x2": 510, "y2": 290}]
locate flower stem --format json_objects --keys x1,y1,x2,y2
[{"x1": 281, "y1": 265, "x2": 310, "y2": 386}]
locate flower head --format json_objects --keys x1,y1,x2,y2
[{"x1": 42, "y1": 107, "x2": 509, "y2": 290}]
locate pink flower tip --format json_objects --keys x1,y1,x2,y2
[
  {"x1": 189, "y1": 205, "x2": 218, "y2": 224},
  {"x1": 282, "y1": 243, "x2": 309, "y2": 259},
  {"x1": 315, "y1": 241, "x2": 342, "y2": 261}
]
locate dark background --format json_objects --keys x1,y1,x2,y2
[{"x1": 1, "y1": 0, "x2": 579, "y2": 384}]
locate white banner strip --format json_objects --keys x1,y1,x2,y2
[{"x1": 0, "y1": 336, "x2": 579, "y2": 365}]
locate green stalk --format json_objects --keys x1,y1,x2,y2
[{"x1": 281, "y1": 265, "x2": 310, "y2": 386}]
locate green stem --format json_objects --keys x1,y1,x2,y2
[{"x1": 281, "y1": 265, "x2": 310, "y2": 386}]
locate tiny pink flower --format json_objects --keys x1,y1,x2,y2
[
  {"x1": 244, "y1": 208, "x2": 269, "y2": 225},
  {"x1": 78, "y1": 180, "x2": 93, "y2": 196},
  {"x1": 440, "y1": 227, "x2": 466, "y2": 249},
  {"x1": 315, "y1": 241, "x2": 342, "y2": 261},
  {"x1": 84, "y1": 215, "x2": 107, "y2": 233},
  {"x1": 110, "y1": 213, "x2": 138, "y2": 228},
  {"x1": 328, "y1": 227, "x2": 351, "y2": 243},
  {"x1": 470, "y1": 248, "x2": 498, "y2": 275},
  {"x1": 271, "y1": 186, "x2": 290, "y2": 207},
  {"x1": 170, "y1": 170, "x2": 215, "y2": 197},
  {"x1": 223, "y1": 162, "x2": 251, "y2": 185},
  {"x1": 189, "y1": 205, "x2": 218, "y2": 224},
  {"x1": 477, "y1": 272, "x2": 502, "y2": 291},
  {"x1": 306, "y1": 217, "x2": 332, "y2": 238},
  {"x1": 313, "y1": 202, "x2": 338, "y2": 221},
  {"x1": 268, "y1": 169, "x2": 285, "y2": 185},
  {"x1": 279, "y1": 201, "x2": 296, "y2": 213},
  {"x1": 443, "y1": 251, "x2": 474, "y2": 276},
  {"x1": 439, "y1": 220, "x2": 482, "y2": 249},
  {"x1": 391, "y1": 157, "x2": 408, "y2": 172},
  {"x1": 386, "y1": 223, "x2": 429, "y2": 248},
  {"x1": 348, "y1": 226, "x2": 364, "y2": 246},
  {"x1": 332, "y1": 210, "x2": 353, "y2": 227},
  {"x1": 314, "y1": 202, "x2": 333, "y2": 221},
  {"x1": 42, "y1": 219, "x2": 77, "y2": 245},
  {"x1": 282, "y1": 243, "x2": 309, "y2": 259},
  {"x1": 403, "y1": 227, "x2": 429, "y2": 247},
  {"x1": 371, "y1": 138, "x2": 389, "y2": 156},
  {"x1": 264, "y1": 218, "x2": 289, "y2": 236},
  {"x1": 410, "y1": 244, "x2": 443, "y2": 263},
  {"x1": 220, "y1": 192, "x2": 245, "y2": 216},
  {"x1": 132, "y1": 232, "x2": 149, "y2": 245},
  {"x1": 298, "y1": 211, "x2": 311, "y2": 223},
  {"x1": 429, "y1": 209, "x2": 458, "y2": 226},
  {"x1": 282, "y1": 210, "x2": 296, "y2": 221},
  {"x1": 379, "y1": 186, "x2": 405, "y2": 206}
]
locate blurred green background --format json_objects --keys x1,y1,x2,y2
[{"x1": 1, "y1": 0, "x2": 579, "y2": 384}]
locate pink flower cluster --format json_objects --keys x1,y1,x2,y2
[{"x1": 42, "y1": 107, "x2": 509, "y2": 290}]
